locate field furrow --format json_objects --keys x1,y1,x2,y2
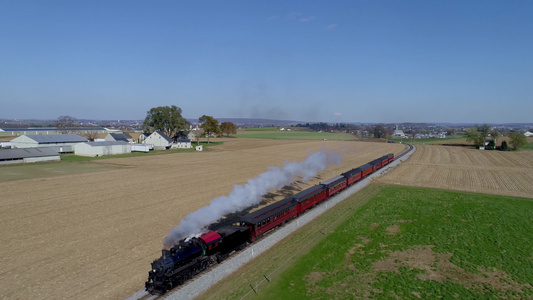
[{"x1": 378, "y1": 145, "x2": 533, "y2": 199}]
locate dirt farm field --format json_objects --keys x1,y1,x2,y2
[
  {"x1": 377, "y1": 145, "x2": 533, "y2": 199},
  {"x1": 0, "y1": 139, "x2": 404, "y2": 299}
]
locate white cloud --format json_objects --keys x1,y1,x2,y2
[
  {"x1": 299, "y1": 16, "x2": 316, "y2": 22},
  {"x1": 326, "y1": 24, "x2": 337, "y2": 30}
]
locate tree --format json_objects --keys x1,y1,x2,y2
[
  {"x1": 501, "y1": 141, "x2": 509, "y2": 151},
  {"x1": 508, "y1": 132, "x2": 527, "y2": 150},
  {"x1": 373, "y1": 124, "x2": 388, "y2": 139},
  {"x1": 489, "y1": 129, "x2": 500, "y2": 145},
  {"x1": 191, "y1": 129, "x2": 203, "y2": 145},
  {"x1": 464, "y1": 128, "x2": 485, "y2": 148},
  {"x1": 446, "y1": 129, "x2": 456, "y2": 136},
  {"x1": 55, "y1": 115, "x2": 77, "y2": 133},
  {"x1": 199, "y1": 115, "x2": 220, "y2": 143},
  {"x1": 84, "y1": 131, "x2": 99, "y2": 141},
  {"x1": 143, "y1": 105, "x2": 189, "y2": 138},
  {"x1": 477, "y1": 124, "x2": 491, "y2": 139},
  {"x1": 220, "y1": 122, "x2": 237, "y2": 137}
]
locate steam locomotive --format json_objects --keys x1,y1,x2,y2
[{"x1": 146, "y1": 153, "x2": 395, "y2": 295}]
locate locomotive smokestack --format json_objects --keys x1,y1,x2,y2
[{"x1": 162, "y1": 149, "x2": 341, "y2": 249}]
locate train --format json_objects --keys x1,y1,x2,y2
[{"x1": 145, "y1": 153, "x2": 395, "y2": 295}]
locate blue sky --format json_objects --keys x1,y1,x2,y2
[{"x1": 1, "y1": 1, "x2": 532, "y2": 123}]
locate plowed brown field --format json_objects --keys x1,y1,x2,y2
[
  {"x1": 0, "y1": 139, "x2": 405, "y2": 300},
  {"x1": 377, "y1": 145, "x2": 533, "y2": 198}
]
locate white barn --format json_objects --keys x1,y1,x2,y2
[
  {"x1": 143, "y1": 130, "x2": 173, "y2": 150},
  {"x1": 10, "y1": 134, "x2": 88, "y2": 152},
  {"x1": 0, "y1": 148, "x2": 60, "y2": 165},
  {"x1": 172, "y1": 139, "x2": 192, "y2": 149},
  {"x1": 131, "y1": 143, "x2": 152, "y2": 152},
  {"x1": 74, "y1": 141, "x2": 131, "y2": 157},
  {"x1": 105, "y1": 133, "x2": 133, "y2": 142}
]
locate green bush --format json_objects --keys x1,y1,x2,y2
[{"x1": 501, "y1": 141, "x2": 509, "y2": 151}]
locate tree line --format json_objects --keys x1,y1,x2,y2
[
  {"x1": 141, "y1": 105, "x2": 237, "y2": 143},
  {"x1": 464, "y1": 124, "x2": 527, "y2": 150}
]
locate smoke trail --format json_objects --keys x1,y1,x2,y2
[{"x1": 163, "y1": 149, "x2": 341, "y2": 248}]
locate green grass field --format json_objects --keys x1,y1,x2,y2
[
  {"x1": 523, "y1": 141, "x2": 533, "y2": 150},
  {"x1": 387, "y1": 134, "x2": 468, "y2": 145},
  {"x1": 236, "y1": 128, "x2": 357, "y2": 141},
  {"x1": 200, "y1": 185, "x2": 533, "y2": 299}
]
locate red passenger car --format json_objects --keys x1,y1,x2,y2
[
  {"x1": 321, "y1": 175, "x2": 347, "y2": 197},
  {"x1": 360, "y1": 163, "x2": 373, "y2": 177},
  {"x1": 383, "y1": 153, "x2": 394, "y2": 165},
  {"x1": 240, "y1": 198, "x2": 298, "y2": 241},
  {"x1": 342, "y1": 167, "x2": 363, "y2": 185},
  {"x1": 291, "y1": 185, "x2": 328, "y2": 214}
]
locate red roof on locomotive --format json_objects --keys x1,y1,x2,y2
[{"x1": 199, "y1": 231, "x2": 222, "y2": 245}]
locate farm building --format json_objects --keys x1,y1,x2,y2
[
  {"x1": 131, "y1": 143, "x2": 152, "y2": 152},
  {"x1": 0, "y1": 148, "x2": 60, "y2": 165},
  {"x1": 172, "y1": 139, "x2": 192, "y2": 149},
  {"x1": 143, "y1": 130, "x2": 173, "y2": 150},
  {"x1": 105, "y1": 132, "x2": 133, "y2": 142},
  {"x1": 74, "y1": 141, "x2": 131, "y2": 157},
  {"x1": 0, "y1": 127, "x2": 107, "y2": 137},
  {"x1": 10, "y1": 134, "x2": 88, "y2": 152}
]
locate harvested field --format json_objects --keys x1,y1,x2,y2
[
  {"x1": 377, "y1": 145, "x2": 533, "y2": 198},
  {"x1": 0, "y1": 139, "x2": 404, "y2": 299}
]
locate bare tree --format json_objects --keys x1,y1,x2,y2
[
  {"x1": 55, "y1": 115, "x2": 77, "y2": 133},
  {"x1": 84, "y1": 131, "x2": 99, "y2": 141}
]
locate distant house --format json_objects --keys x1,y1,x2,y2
[
  {"x1": 0, "y1": 148, "x2": 60, "y2": 165},
  {"x1": 525, "y1": 131, "x2": 533, "y2": 137},
  {"x1": 138, "y1": 132, "x2": 151, "y2": 143},
  {"x1": 393, "y1": 130, "x2": 406, "y2": 138},
  {"x1": 105, "y1": 132, "x2": 133, "y2": 143},
  {"x1": 10, "y1": 134, "x2": 88, "y2": 152},
  {"x1": 188, "y1": 129, "x2": 203, "y2": 143},
  {"x1": 143, "y1": 130, "x2": 173, "y2": 150},
  {"x1": 172, "y1": 139, "x2": 192, "y2": 149},
  {"x1": 74, "y1": 141, "x2": 131, "y2": 157}
]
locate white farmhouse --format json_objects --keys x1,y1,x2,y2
[{"x1": 143, "y1": 130, "x2": 173, "y2": 150}]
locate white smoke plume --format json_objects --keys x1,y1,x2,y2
[{"x1": 163, "y1": 149, "x2": 341, "y2": 248}]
